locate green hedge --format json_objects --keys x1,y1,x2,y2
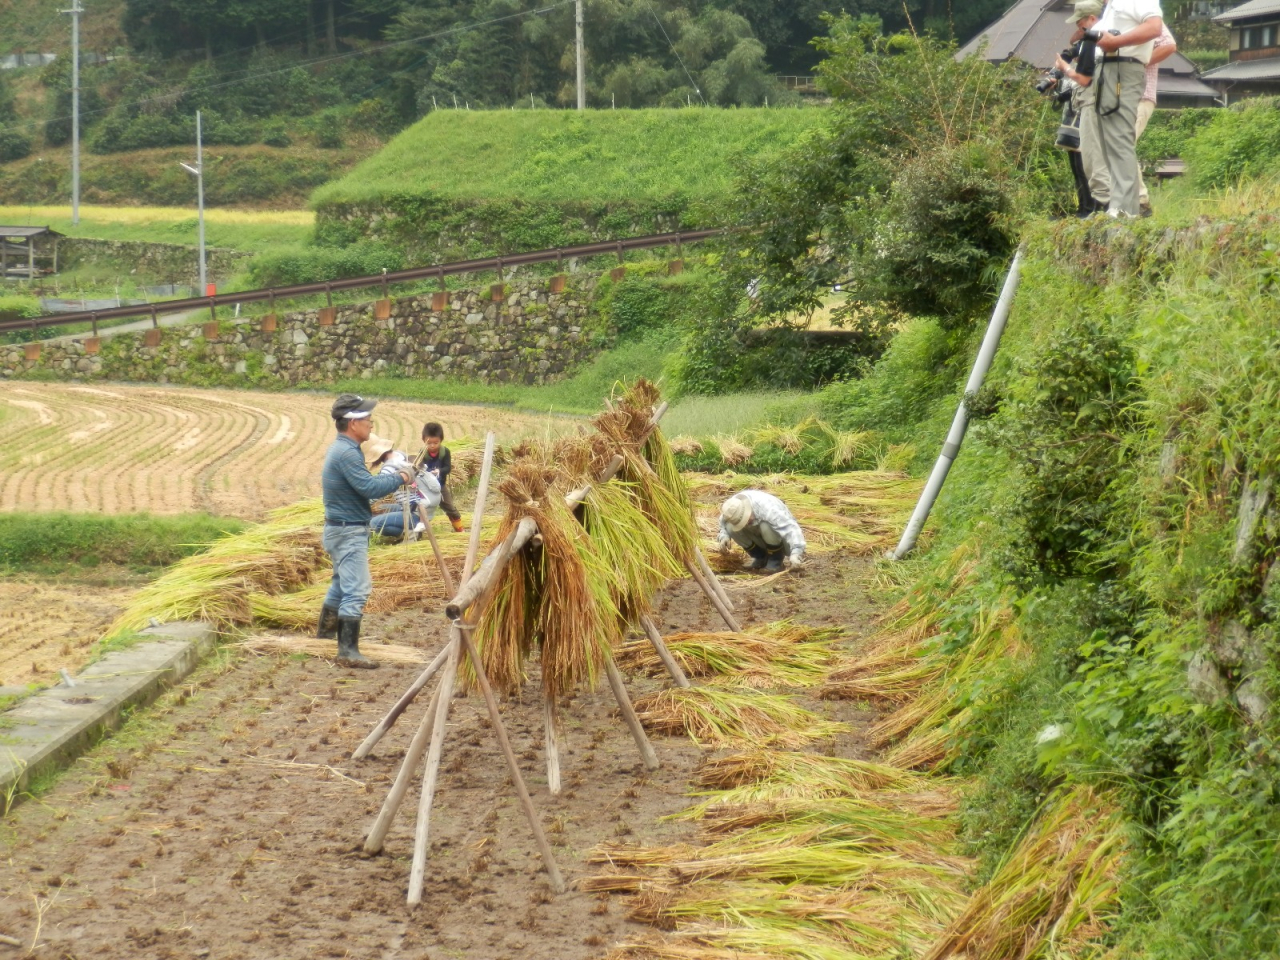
[{"x1": 0, "y1": 513, "x2": 246, "y2": 573}]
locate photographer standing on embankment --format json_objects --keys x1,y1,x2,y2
[
  {"x1": 1092, "y1": 0, "x2": 1166, "y2": 218},
  {"x1": 1056, "y1": 2, "x2": 1108, "y2": 216}
]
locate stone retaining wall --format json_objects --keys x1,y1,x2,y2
[
  {"x1": 1, "y1": 274, "x2": 604, "y2": 387},
  {"x1": 58, "y1": 238, "x2": 250, "y2": 285}
]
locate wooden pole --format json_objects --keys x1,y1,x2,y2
[
  {"x1": 544, "y1": 690, "x2": 563, "y2": 795},
  {"x1": 638, "y1": 614, "x2": 691, "y2": 688},
  {"x1": 352, "y1": 643, "x2": 450, "y2": 760},
  {"x1": 444, "y1": 518, "x2": 538, "y2": 620},
  {"x1": 604, "y1": 655, "x2": 660, "y2": 771},
  {"x1": 421, "y1": 511, "x2": 455, "y2": 595},
  {"x1": 695, "y1": 546, "x2": 735, "y2": 613},
  {"x1": 458, "y1": 624, "x2": 566, "y2": 892},
  {"x1": 363, "y1": 677, "x2": 444, "y2": 854},
  {"x1": 686, "y1": 559, "x2": 742, "y2": 632},
  {"x1": 407, "y1": 634, "x2": 461, "y2": 904},
  {"x1": 463, "y1": 432, "x2": 498, "y2": 578}
]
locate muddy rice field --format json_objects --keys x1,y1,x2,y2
[{"x1": 0, "y1": 552, "x2": 877, "y2": 959}]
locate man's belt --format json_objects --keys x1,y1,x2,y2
[
  {"x1": 1100, "y1": 56, "x2": 1144, "y2": 64},
  {"x1": 324, "y1": 519, "x2": 370, "y2": 527}
]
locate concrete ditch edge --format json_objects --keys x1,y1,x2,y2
[{"x1": 0, "y1": 621, "x2": 216, "y2": 806}]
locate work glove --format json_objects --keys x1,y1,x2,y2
[
  {"x1": 788, "y1": 553, "x2": 805, "y2": 570},
  {"x1": 717, "y1": 534, "x2": 732, "y2": 551}
]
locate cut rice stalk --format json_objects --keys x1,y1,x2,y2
[
  {"x1": 617, "y1": 628, "x2": 837, "y2": 689},
  {"x1": 633, "y1": 688, "x2": 849, "y2": 748},
  {"x1": 238, "y1": 634, "x2": 429, "y2": 664},
  {"x1": 921, "y1": 785, "x2": 1125, "y2": 960},
  {"x1": 695, "y1": 750, "x2": 931, "y2": 794}
]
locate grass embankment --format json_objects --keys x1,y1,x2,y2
[
  {"x1": 0, "y1": 145, "x2": 369, "y2": 210},
  {"x1": 0, "y1": 513, "x2": 246, "y2": 576},
  {"x1": 0, "y1": 204, "x2": 314, "y2": 253},
  {"x1": 314, "y1": 107, "x2": 822, "y2": 207}
]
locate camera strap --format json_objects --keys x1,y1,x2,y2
[{"x1": 1093, "y1": 59, "x2": 1123, "y2": 118}]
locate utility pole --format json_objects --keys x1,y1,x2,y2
[
  {"x1": 575, "y1": 0, "x2": 585, "y2": 111},
  {"x1": 61, "y1": 0, "x2": 83, "y2": 225},
  {"x1": 179, "y1": 111, "x2": 207, "y2": 294}
]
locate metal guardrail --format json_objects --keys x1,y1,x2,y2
[{"x1": 0, "y1": 228, "x2": 723, "y2": 336}]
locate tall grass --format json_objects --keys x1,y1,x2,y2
[{"x1": 314, "y1": 108, "x2": 824, "y2": 207}]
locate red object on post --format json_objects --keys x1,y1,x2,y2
[{"x1": 205, "y1": 283, "x2": 217, "y2": 297}]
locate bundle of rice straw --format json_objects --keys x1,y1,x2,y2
[
  {"x1": 238, "y1": 633, "x2": 429, "y2": 664},
  {"x1": 469, "y1": 459, "x2": 619, "y2": 699},
  {"x1": 633, "y1": 687, "x2": 848, "y2": 748},
  {"x1": 617, "y1": 622, "x2": 839, "y2": 688},
  {"x1": 103, "y1": 499, "x2": 328, "y2": 640},
  {"x1": 921, "y1": 785, "x2": 1124, "y2": 960},
  {"x1": 590, "y1": 379, "x2": 700, "y2": 564}
]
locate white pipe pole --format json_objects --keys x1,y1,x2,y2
[
  {"x1": 575, "y1": 0, "x2": 585, "y2": 111},
  {"x1": 889, "y1": 246, "x2": 1026, "y2": 560},
  {"x1": 67, "y1": 0, "x2": 82, "y2": 226},
  {"x1": 195, "y1": 110, "x2": 207, "y2": 294}
]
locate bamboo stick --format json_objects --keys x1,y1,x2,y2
[
  {"x1": 604, "y1": 655, "x2": 660, "y2": 770},
  {"x1": 363, "y1": 677, "x2": 444, "y2": 854},
  {"x1": 458, "y1": 624, "x2": 566, "y2": 893},
  {"x1": 422, "y1": 509, "x2": 455, "y2": 595},
  {"x1": 686, "y1": 559, "x2": 742, "y2": 631},
  {"x1": 638, "y1": 614, "x2": 691, "y2": 688},
  {"x1": 407, "y1": 634, "x2": 461, "y2": 904},
  {"x1": 462, "y1": 432, "x2": 498, "y2": 578},
  {"x1": 352, "y1": 643, "x2": 450, "y2": 761},
  {"x1": 695, "y1": 546, "x2": 734, "y2": 613},
  {"x1": 545, "y1": 690, "x2": 563, "y2": 795}
]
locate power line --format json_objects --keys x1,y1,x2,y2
[
  {"x1": 642, "y1": 0, "x2": 706, "y2": 106},
  {"x1": 0, "y1": 2, "x2": 573, "y2": 137}
]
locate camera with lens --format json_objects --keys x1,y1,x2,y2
[{"x1": 1035, "y1": 47, "x2": 1077, "y2": 95}]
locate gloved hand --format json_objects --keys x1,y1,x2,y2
[
  {"x1": 717, "y1": 534, "x2": 732, "y2": 551},
  {"x1": 788, "y1": 553, "x2": 805, "y2": 570},
  {"x1": 396, "y1": 466, "x2": 414, "y2": 484}
]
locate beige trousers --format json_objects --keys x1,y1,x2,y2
[
  {"x1": 1135, "y1": 97, "x2": 1156, "y2": 206},
  {"x1": 1075, "y1": 82, "x2": 1110, "y2": 208}
]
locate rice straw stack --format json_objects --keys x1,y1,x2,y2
[
  {"x1": 632, "y1": 688, "x2": 848, "y2": 748},
  {"x1": 617, "y1": 624, "x2": 839, "y2": 688},
  {"x1": 469, "y1": 459, "x2": 619, "y2": 699}
]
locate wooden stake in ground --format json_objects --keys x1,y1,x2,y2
[
  {"x1": 686, "y1": 559, "x2": 742, "y2": 632},
  {"x1": 695, "y1": 546, "x2": 734, "y2": 613},
  {"x1": 363, "y1": 677, "x2": 444, "y2": 854},
  {"x1": 422, "y1": 518, "x2": 455, "y2": 595},
  {"x1": 604, "y1": 655, "x2": 660, "y2": 770},
  {"x1": 352, "y1": 643, "x2": 449, "y2": 761},
  {"x1": 544, "y1": 690, "x2": 563, "y2": 795},
  {"x1": 407, "y1": 630, "x2": 461, "y2": 905},
  {"x1": 457, "y1": 624, "x2": 565, "y2": 892},
  {"x1": 638, "y1": 614, "x2": 691, "y2": 688}
]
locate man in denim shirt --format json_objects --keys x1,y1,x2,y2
[{"x1": 319, "y1": 393, "x2": 412, "y2": 668}]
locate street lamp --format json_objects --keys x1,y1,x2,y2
[{"x1": 179, "y1": 110, "x2": 207, "y2": 294}]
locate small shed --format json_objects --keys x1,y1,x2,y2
[{"x1": 0, "y1": 226, "x2": 63, "y2": 280}]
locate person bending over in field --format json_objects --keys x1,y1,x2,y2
[
  {"x1": 717, "y1": 491, "x2": 806, "y2": 574},
  {"x1": 421, "y1": 421, "x2": 464, "y2": 533},
  {"x1": 362, "y1": 434, "x2": 442, "y2": 542},
  {"x1": 319, "y1": 394, "x2": 412, "y2": 669}
]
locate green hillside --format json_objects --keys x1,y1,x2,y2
[
  {"x1": 311, "y1": 106, "x2": 823, "y2": 259},
  {"x1": 314, "y1": 107, "x2": 822, "y2": 207}
]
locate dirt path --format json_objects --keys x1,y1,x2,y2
[{"x1": 0, "y1": 553, "x2": 878, "y2": 959}]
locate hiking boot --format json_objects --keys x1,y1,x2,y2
[
  {"x1": 451, "y1": 517, "x2": 464, "y2": 533},
  {"x1": 336, "y1": 617, "x2": 379, "y2": 669},
  {"x1": 316, "y1": 604, "x2": 340, "y2": 640}
]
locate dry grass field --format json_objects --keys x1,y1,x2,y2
[
  {"x1": 0, "y1": 382, "x2": 567, "y2": 519},
  {"x1": 0, "y1": 580, "x2": 134, "y2": 686}
]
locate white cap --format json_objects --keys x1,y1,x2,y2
[{"x1": 721, "y1": 494, "x2": 753, "y2": 532}]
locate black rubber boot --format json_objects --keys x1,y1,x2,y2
[
  {"x1": 744, "y1": 546, "x2": 770, "y2": 571},
  {"x1": 316, "y1": 604, "x2": 340, "y2": 640},
  {"x1": 336, "y1": 617, "x2": 379, "y2": 669},
  {"x1": 764, "y1": 550, "x2": 786, "y2": 574}
]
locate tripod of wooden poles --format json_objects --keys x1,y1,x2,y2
[{"x1": 352, "y1": 408, "x2": 739, "y2": 904}]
